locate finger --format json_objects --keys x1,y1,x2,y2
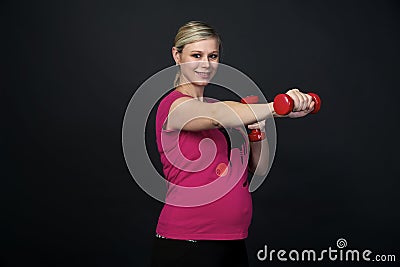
[
  {"x1": 247, "y1": 123, "x2": 258, "y2": 129},
  {"x1": 299, "y1": 92, "x2": 308, "y2": 111},
  {"x1": 293, "y1": 90, "x2": 307, "y2": 111},
  {"x1": 309, "y1": 101, "x2": 315, "y2": 111},
  {"x1": 289, "y1": 110, "x2": 308, "y2": 118},
  {"x1": 292, "y1": 90, "x2": 308, "y2": 111},
  {"x1": 248, "y1": 121, "x2": 265, "y2": 130},
  {"x1": 286, "y1": 89, "x2": 301, "y2": 111},
  {"x1": 305, "y1": 94, "x2": 313, "y2": 110}
]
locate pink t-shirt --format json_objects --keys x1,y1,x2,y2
[{"x1": 155, "y1": 89, "x2": 252, "y2": 240}]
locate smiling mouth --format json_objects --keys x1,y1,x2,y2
[{"x1": 195, "y1": 71, "x2": 211, "y2": 79}]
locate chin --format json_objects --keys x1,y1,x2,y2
[{"x1": 192, "y1": 80, "x2": 210, "y2": 86}]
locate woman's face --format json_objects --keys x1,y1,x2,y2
[{"x1": 173, "y1": 37, "x2": 219, "y2": 86}]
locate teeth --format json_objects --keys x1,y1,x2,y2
[{"x1": 196, "y1": 72, "x2": 210, "y2": 78}]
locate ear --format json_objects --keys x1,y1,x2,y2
[{"x1": 172, "y1": 47, "x2": 181, "y2": 65}]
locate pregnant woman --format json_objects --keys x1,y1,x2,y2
[{"x1": 151, "y1": 21, "x2": 316, "y2": 267}]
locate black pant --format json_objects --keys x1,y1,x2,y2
[{"x1": 150, "y1": 237, "x2": 249, "y2": 267}]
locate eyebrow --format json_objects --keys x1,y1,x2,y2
[{"x1": 190, "y1": 50, "x2": 219, "y2": 53}]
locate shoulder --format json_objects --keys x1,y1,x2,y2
[{"x1": 157, "y1": 90, "x2": 191, "y2": 115}]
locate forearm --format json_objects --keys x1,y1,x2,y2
[
  {"x1": 213, "y1": 101, "x2": 276, "y2": 128},
  {"x1": 249, "y1": 137, "x2": 270, "y2": 176}
]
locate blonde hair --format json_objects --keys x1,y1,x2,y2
[{"x1": 173, "y1": 21, "x2": 222, "y2": 87}]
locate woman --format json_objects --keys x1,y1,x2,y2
[{"x1": 151, "y1": 21, "x2": 315, "y2": 267}]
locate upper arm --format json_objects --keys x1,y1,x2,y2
[{"x1": 164, "y1": 97, "x2": 222, "y2": 131}]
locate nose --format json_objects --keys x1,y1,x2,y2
[{"x1": 200, "y1": 56, "x2": 210, "y2": 68}]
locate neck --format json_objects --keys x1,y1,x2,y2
[{"x1": 176, "y1": 83, "x2": 205, "y2": 101}]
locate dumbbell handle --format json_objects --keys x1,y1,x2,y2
[
  {"x1": 240, "y1": 96, "x2": 265, "y2": 142},
  {"x1": 273, "y1": 93, "x2": 321, "y2": 116}
]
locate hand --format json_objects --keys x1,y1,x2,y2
[
  {"x1": 247, "y1": 120, "x2": 266, "y2": 131},
  {"x1": 285, "y1": 88, "x2": 315, "y2": 118}
]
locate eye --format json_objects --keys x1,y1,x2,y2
[
  {"x1": 191, "y1": 54, "x2": 201, "y2": 58},
  {"x1": 209, "y1": 54, "x2": 219, "y2": 60}
]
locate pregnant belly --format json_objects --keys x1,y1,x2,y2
[
  {"x1": 158, "y1": 180, "x2": 252, "y2": 235},
  {"x1": 209, "y1": 180, "x2": 253, "y2": 227}
]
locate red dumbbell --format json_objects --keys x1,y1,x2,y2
[
  {"x1": 273, "y1": 92, "x2": 321, "y2": 116},
  {"x1": 240, "y1": 95, "x2": 266, "y2": 142}
]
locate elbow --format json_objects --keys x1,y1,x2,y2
[
  {"x1": 249, "y1": 164, "x2": 268, "y2": 177},
  {"x1": 210, "y1": 103, "x2": 226, "y2": 128},
  {"x1": 254, "y1": 169, "x2": 268, "y2": 177}
]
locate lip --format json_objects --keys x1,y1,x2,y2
[{"x1": 195, "y1": 71, "x2": 211, "y2": 79}]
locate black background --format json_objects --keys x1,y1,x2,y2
[{"x1": 2, "y1": 1, "x2": 400, "y2": 266}]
